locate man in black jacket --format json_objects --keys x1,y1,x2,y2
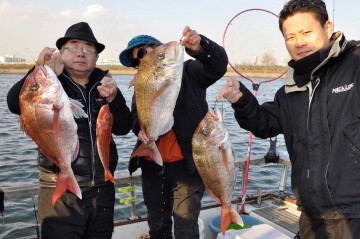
[
  {"x1": 217, "y1": 0, "x2": 360, "y2": 238},
  {"x1": 119, "y1": 26, "x2": 228, "y2": 239},
  {"x1": 7, "y1": 22, "x2": 132, "y2": 239}
]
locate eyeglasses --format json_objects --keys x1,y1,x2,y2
[{"x1": 63, "y1": 46, "x2": 97, "y2": 56}]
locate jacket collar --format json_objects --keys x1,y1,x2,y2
[{"x1": 284, "y1": 32, "x2": 347, "y2": 93}]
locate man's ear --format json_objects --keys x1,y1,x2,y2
[{"x1": 324, "y1": 20, "x2": 334, "y2": 39}]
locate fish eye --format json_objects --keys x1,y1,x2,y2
[
  {"x1": 202, "y1": 126, "x2": 210, "y2": 136},
  {"x1": 157, "y1": 52, "x2": 165, "y2": 60},
  {"x1": 30, "y1": 81, "x2": 39, "y2": 90}
]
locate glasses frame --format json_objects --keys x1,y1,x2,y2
[{"x1": 62, "y1": 45, "x2": 98, "y2": 56}]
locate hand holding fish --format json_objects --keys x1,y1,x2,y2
[
  {"x1": 180, "y1": 26, "x2": 201, "y2": 52},
  {"x1": 37, "y1": 47, "x2": 64, "y2": 76},
  {"x1": 216, "y1": 77, "x2": 242, "y2": 103},
  {"x1": 97, "y1": 75, "x2": 117, "y2": 102},
  {"x1": 137, "y1": 127, "x2": 150, "y2": 145}
]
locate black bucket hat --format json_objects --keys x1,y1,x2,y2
[{"x1": 56, "y1": 22, "x2": 105, "y2": 54}]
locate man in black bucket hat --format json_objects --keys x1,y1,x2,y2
[{"x1": 7, "y1": 22, "x2": 132, "y2": 239}]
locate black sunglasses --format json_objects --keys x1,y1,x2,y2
[
  {"x1": 131, "y1": 43, "x2": 156, "y2": 68},
  {"x1": 137, "y1": 43, "x2": 155, "y2": 60}
]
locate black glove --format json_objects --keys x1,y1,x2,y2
[{"x1": 128, "y1": 156, "x2": 143, "y2": 176}]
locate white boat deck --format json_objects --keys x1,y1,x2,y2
[{"x1": 113, "y1": 197, "x2": 300, "y2": 239}]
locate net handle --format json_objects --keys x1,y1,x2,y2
[{"x1": 222, "y1": 8, "x2": 288, "y2": 84}]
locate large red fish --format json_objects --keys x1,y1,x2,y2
[
  {"x1": 19, "y1": 65, "x2": 86, "y2": 206},
  {"x1": 192, "y1": 107, "x2": 244, "y2": 235},
  {"x1": 96, "y1": 103, "x2": 115, "y2": 184}
]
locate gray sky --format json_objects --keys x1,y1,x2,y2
[{"x1": 0, "y1": 0, "x2": 358, "y2": 63}]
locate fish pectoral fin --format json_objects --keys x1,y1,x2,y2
[
  {"x1": 220, "y1": 150, "x2": 231, "y2": 174},
  {"x1": 128, "y1": 78, "x2": 135, "y2": 88},
  {"x1": 19, "y1": 116, "x2": 29, "y2": 135},
  {"x1": 206, "y1": 187, "x2": 221, "y2": 204},
  {"x1": 209, "y1": 111, "x2": 219, "y2": 121},
  {"x1": 53, "y1": 107, "x2": 60, "y2": 134},
  {"x1": 69, "y1": 98, "x2": 88, "y2": 118}
]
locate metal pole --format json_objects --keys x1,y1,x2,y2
[
  {"x1": 130, "y1": 177, "x2": 136, "y2": 219},
  {"x1": 278, "y1": 165, "x2": 289, "y2": 193},
  {"x1": 333, "y1": 0, "x2": 336, "y2": 26}
]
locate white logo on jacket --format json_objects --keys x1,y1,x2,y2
[{"x1": 332, "y1": 83, "x2": 354, "y2": 94}]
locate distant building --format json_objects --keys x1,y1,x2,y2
[
  {"x1": 251, "y1": 55, "x2": 258, "y2": 66},
  {"x1": 97, "y1": 58, "x2": 120, "y2": 66},
  {"x1": 0, "y1": 55, "x2": 26, "y2": 63}
]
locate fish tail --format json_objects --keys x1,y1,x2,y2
[
  {"x1": 152, "y1": 144, "x2": 163, "y2": 166},
  {"x1": 105, "y1": 170, "x2": 116, "y2": 184},
  {"x1": 220, "y1": 204, "x2": 244, "y2": 235},
  {"x1": 52, "y1": 170, "x2": 82, "y2": 206},
  {"x1": 130, "y1": 142, "x2": 163, "y2": 166}
]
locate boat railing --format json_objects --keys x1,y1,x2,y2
[
  {"x1": 2, "y1": 154, "x2": 291, "y2": 222},
  {"x1": 3, "y1": 154, "x2": 291, "y2": 197}
]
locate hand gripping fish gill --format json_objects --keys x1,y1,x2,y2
[
  {"x1": 19, "y1": 65, "x2": 87, "y2": 206},
  {"x1": 192, "y1": 107, "x2": 244, "y2": 235}
]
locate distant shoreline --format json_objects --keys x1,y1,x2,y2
[{"x1": 0, "y1": 63, "x2": 287, "y2": 78}]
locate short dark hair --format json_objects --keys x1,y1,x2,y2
[{"x1": 279, "y1": 0, "x2": 329, "y2": 33}]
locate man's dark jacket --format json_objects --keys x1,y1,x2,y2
[{"x1": 231, "y1": 32, "x2": 360, "y2": 218}]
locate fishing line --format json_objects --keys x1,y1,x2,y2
[
  {"x1": 31, "y1": 195, "x2": 40, "y2": 239},
  {"x1": 222, "y1": 8, "x2": 288, "y2": 214},
  {"x1": 0, "y1": 189, "x2": 4, "y2": 225}
]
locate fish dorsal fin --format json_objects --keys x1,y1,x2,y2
[
  {"x1": 70, "y1": 99, "x2": 88, "y2": 119},
  {"x1": 214, "y1": 107, "x2": 223, "y2": 122},
  {"x1": 44, "y1": 65, "x2": 58, "y2": 81}
]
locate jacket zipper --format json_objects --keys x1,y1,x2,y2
[
  {"x1": 306, "y1": 77, "x2": 320, "y2": 181},
  {"x1": 88, "y1": 84, "x2": 99, "y2": 186},
  {"x1": 62, "y1": 74, "x2": 100, "y2": 186}
]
